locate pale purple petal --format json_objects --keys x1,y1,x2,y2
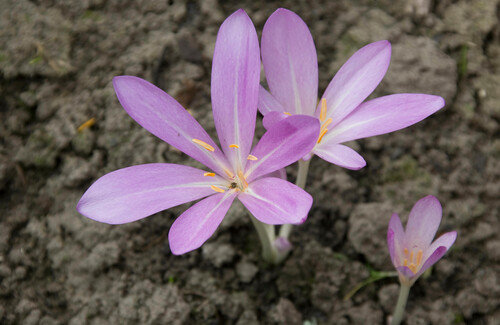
[
  {"x1": 211, "y1": 9, "x2": 260, "y2": 169},
  {"x1": 325, "y1": 94, "x2": 445, "y2": 144},
  {"x1": 387, "y1": 229, "x2": 396, "y2": 266},
  {"x1": 258, "y1": 86, "x2": 285, "y2": 115},
  {"x1": 262, "y1": 8, "x2": 318, "y2": 115},
  {"x1": 113, "y1": 76, "x2": 230, "y2": 177},
  {"x1": 262, "y1": 111, "x2": 289, "y2": 130},
  {"x1": 238, "y1": 177, "x2": 312, "y2": 225},
  {"x1": 388, "y1": 213, "x2": 406, "y2": 266},
  {"x1": 405, "y1": 195, "x2": 442, "y2": 248},
  {"x1": 168, "y1": 192, "x2": 237, "y2": 255},
  {"x1": 426, "y1": 231, "x2": 457, "y2": 260},
  {"x1": 415, "y1": 246, "x2": 448, "y2": 277},
  {"x1": 313, "y1": 143, "x2": 366, "y2": 170},
  {"x1": 77, "y1": 164, "x2": 219, "y2": 224},
  {"x1": 245, "y1": 115, "x2": 320, "y2": 182},
  {"x1": 319, "y1": 40, "x2": 391, "y2": 125}
]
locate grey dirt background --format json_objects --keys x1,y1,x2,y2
[{"x1": 0, "y1": 0, "x2": 499, "y2": 324}]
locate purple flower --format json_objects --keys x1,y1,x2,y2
[
  {"x1": 259, "y1": 8, "x2": 445, "y2": 170},
  {"x1": 387, "y1": 196, "x2": 457, "y2": 285},
  {"x1": 77, "y1": 10, "x2": 320, "y2": 255}
]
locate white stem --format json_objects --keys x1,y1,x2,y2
[
  {"x1": 249, "y1": 215, "x2": 278, "y2": 263},
  {"x1": 278, "y1": 158, "x2": 311, "y2": 238},
  {"x1": 391, "y1": 283, "x2": 411, "y2": 325}
]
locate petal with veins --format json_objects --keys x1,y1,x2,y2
[
  {"x1": 113, "y1": 76, "x2": 230, "y2": 177},
  {"x1": 262, "y1": 8, "x2": 318, "y2": 115},
  {"x1": 77, "y1": 164, "x2": 219, "y2": 224},
  {"x1": 169, "y1": 192, "x2": 237, "y2": 255},
  {"x1": 211, "y1": 9, "x2": 260, "y2": 170},
  {"x1": 314, "y1": 143, "x2": 366, "y2": 170},
  {"x1": 258, "y1": 86, "x2": 285, "y2": 115},
  {"x1": 405, "y1": 195, "x2": 442, "y2": 248},
  {"x1": 239, "y1": 177, "x2": 312, "y2": 225}
]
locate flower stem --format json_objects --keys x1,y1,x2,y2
[
  {"x1": 249, "y1": 214, "x2": 278, "y2": 263},
  {"x1": 278, "y1": 158, "x2": 311, "y2": 239},
  {"x1": 391, "y1": 283, "x2": 411, "y2": 325}
]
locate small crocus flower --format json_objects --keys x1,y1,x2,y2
[
  {"x1": 387, "y1": 195, "x2": 457, "y2": 286},
  {"x1": 258, "y1": 8, "x2": 445, "y2": 170},
  {"x1": 77, "y1": 10, "x2": 320, "y2": 255}
]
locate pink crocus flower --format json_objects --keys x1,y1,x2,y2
[
  {"x1": 258, "y1": 8, "x2": 445, "y2": 170},
  {"x1": 77, "y1": 10, "x2": 320, "y2": 255},
  {"x1": 387, "y1": 195, "x2": 457, "y2": 285}
]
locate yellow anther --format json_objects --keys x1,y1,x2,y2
[
  {"x1": 223, "y1": 168, "x2": 235, "y2": 179},
  {"x1": 321, "y1": 118, "x2": 333, "y2": 130},
  {"x1": 319, "y1": 98, "x2": 327, "y2": 122},
  {"x1": 404, "y1": 248, "x2": 409, "y2": 256},
  {"x1": 77, "y1": 118, "x2": 96, "y2": 132},
  {"x1": 247, "y1": 154, "x2": 258, "y2": 161},
  {"x1": 410, "y1": 251, "x2": 414, "y2": 263},
  {"x1": 210, "y1": 185, "x2": 225, "y2": 193},
  {"x1": 192, "y1": 139, "x2": 215, "y2": 152},
  {"x1": 203, "y1": 172, "x2": 215, "y2": 177},
  {"x1": 283, "y1": 112, "x2": 292, "y2": 116},
  {"x1": 317, "y1": 128, "x2": 328, "y2": 144},
  {"x1": 416, "y1": 250, "x2": 423, "y2": 266},
  {"x1": 409, "y1": 263, "x2": 417, "y2": 273},
  {"x1": 403, "y1": 259, "x2": 408, "y2": 266},
  {"x1": 229, "y1": 144, "x2": 239, "y2": 149}
]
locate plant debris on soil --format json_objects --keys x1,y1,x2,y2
[{"x1": 0, "y1": 0, "x2": 498, "y2": 324}]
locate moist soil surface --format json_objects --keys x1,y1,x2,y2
[{"x1": 1, "y1": 0, "x2": 499, "y2": 324}]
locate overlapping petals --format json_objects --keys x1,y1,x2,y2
[
  {"x1": 259, "y1": 8, "x2": 445, "y2": 170},
  {"x1": 77, "y1": 9, "x2": 319, "y2": 255},
  {"x1": 387, "y1": 196, "x2": 457, "y2": 284}
]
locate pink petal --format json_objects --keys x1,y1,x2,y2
[
  {"x1": 77, "y1": 164, "x2": 219, "y2": 224},
  {"x1": 426, "y1": 231, "x2": 457, "y2": 260},
  {"x1": 113, "y1": 76, "x2": 230, "y2": 177},
  {"x1": 319, "y1": 40, "x2": 391, "y2": 125},
  {"x1": 396, "y1": 266, "x2": 416, "y2": 278},
  {"x1": 415, "y1": 246, "x2": 448, "y2": 277},
  {"x1": 238, "y1": 177, "x2": 312, "y2": 225},
  {"x1": 405, "y1": 195, "x2": 442, "y2": 248},
  {"x1": 387, "y1": 229, "x2": 396, "y2": 266},
  {"x1": 263, "y1": 168, "x2": 287, "y2": 180},
  {"x1": 326, "y1": 94, "x2": 445, "y2": 144},
  {"x1": 388, "y1": 213, "x2": 406, "y2": 266},
  {"x1": 313, "y1": 143, "x2": 366, "y2": 170},
  {"x1": 258, "y1": 86, "x2": 285, "y2": 115},
  {"x1": 211, "y1": 9, "x2": 260, "y2": 170},
  {"x1": 262, "y1": 8, "x2": 318, "y2": 115},
  {"x1": 262, "y1": 111, "x2": 289, "y2": 130},
  {"x1": 168, "y1": 192, "x2": 237, "y2": 255},
  {"x1": 245, "y1": 115, "x2": 320, "y2": 182}
]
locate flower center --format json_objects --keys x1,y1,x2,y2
[
  {"x1": 402, "y1": 248, "x2": 423, "y2": 273},
  {"x1": 194, "y1": 141, "x2": 257, "y2": 193},
  {"x1": 317, "y1": 98, "x2": 332, "y2": 144}
]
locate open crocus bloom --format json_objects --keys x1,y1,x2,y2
[
  {"x1": 387, "y1": 195, "x2": 457, "y2": 285},
  {"x1": 77, "y1": 9, "x2": 320, "y2": 255},
  {"x1": 259, "y1": 8, "x2": 445, "y2": 170}
]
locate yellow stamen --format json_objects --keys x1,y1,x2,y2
[
  {"x1": 319, "y1": 98, "x2": 327, "y2": 122},
  {"x1": 203, "y1": 172, "x2": 215, "y2": 177},
  {"x1": 404, "y1": 248, "x2": 409, "y2": 256},
  {"x1": 192, "y1": 139, "x2": 215, "y2": 152},
  {"x1": 317, "y1": 128, "x2": 328, "y2": 144},
  {"x1": 210, "y1": 185, "x2": 225, "y2": 193},
  {"x1": 410, "y1": 251, "x2": 414, "y2": 263},
  {"x1": 403, "y1": 259, "x2": 408, "y2": 266},
  {"x1": 321, "y1": 118, "x2": 333, "y2": 130},
  {"x1": 77, "y1": 118, "x2": 96, "y2": 132},
  {"x1": 247, "y1": 154, "x2": 258, "y2": 161},
  {"x1": 223, "y1": 168, "x2": 235, "y2": 179},
  {"x1": 283, "y1": 112, "x2": 292, "y2": 116},
  {"x1": 229, "y1": 144, "x2": 239, "y2": 148},
  {"x1": 409, "y1": 263, "x2": 417, "y2": 273},
  {"x1": 238, "y1": 170, "x2": 248, "y2": 188},
  {"x1": 416, "y1": 250, "x2": 423, "y2": 266}
]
